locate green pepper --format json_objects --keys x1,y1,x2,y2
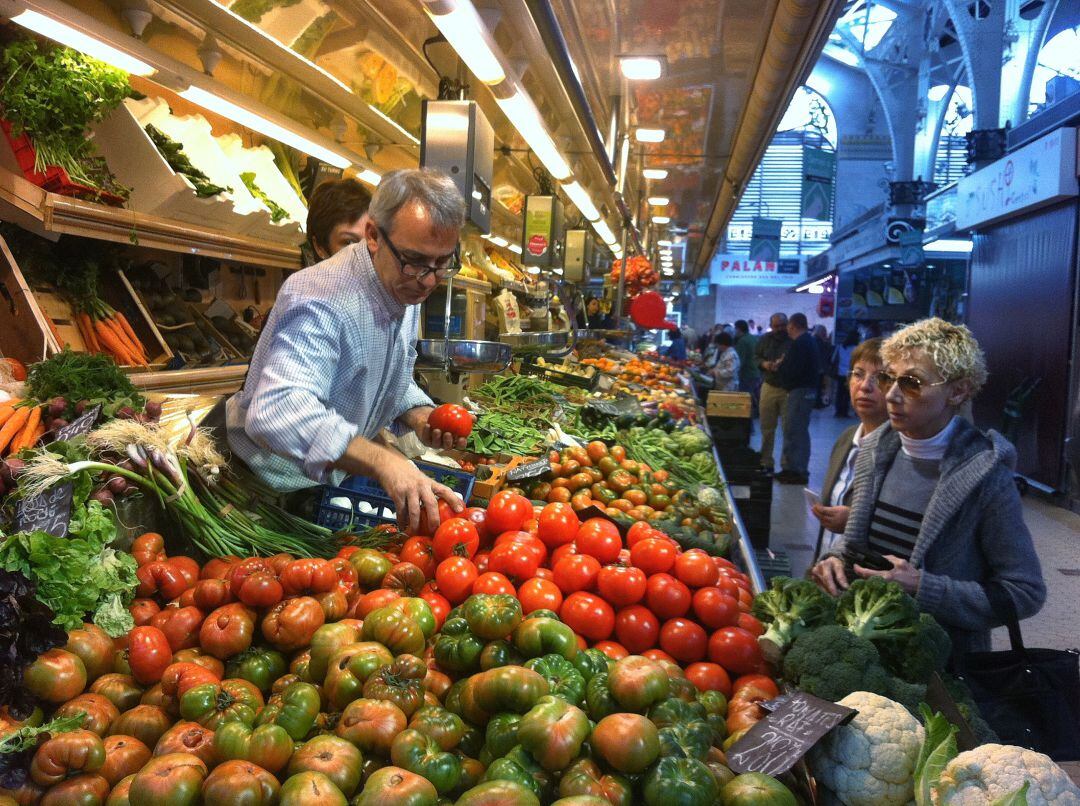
[
  {"x1": 433, "y1": 618, "x2": 485, "y2": 674},
  {"x1": 573, "y1": 648, "x2": 611, "y2": 683},
  {"x1": 642, "y1": 757, "x2": 718, "y2": 805},
  {"x1": 307, "y1": 622, "x2": 363, "y2": 683},
  {"x1": 584, "y1": 673, "x2": 619, "y2": 721},
  {"x1": 408, "y1": 706, "x2": 466, "y2": 751},
  {"x1": 479, "y1": 640, "x2": 524, "y2": 671},
  {"x1": 213, "y1": 720, "x2": 294, "y2": 774},
  {"x1": 463, "y1": 594, "x2": 522, "y2": 641},
  {"x1": 390, "y1": 728, "x2": 463, "y2": 795},
  {"x1": 524, "y1": 654, "x2": 586, "y2": 706},
  {"x1": 483, "y1": 713, "x2": 521, "y2": 760},
  {"x1": 180, "y1": 679, "x2": 263, "y2": 730},
  {"x1": 257, "y1": 680, "x2": 321, "y2": 740},
  {"x1": 482, "y1": 745, "x2": 553, "y2": 801},
  {"x1": 323, "y1": 642, "x2": 394, "y2": 710},
  {"x1": 226, "y1": 648, "x2": 288, "y2": 694},
  {"x1": 361, "y1": 606, "x2": 426, "y2": 656},
  {"x1": 512, "y1": 617, "x2": 578, "y2": 661},
  {"x1": 472, "y1": 666, "x2": 550, "y2": 715},
  {"x1": 517, "y1": 695, "x2": 590, "y2": 771}
]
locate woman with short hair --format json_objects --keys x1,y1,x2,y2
[{"x1": 811, "y1": 318, "x2": 1045, "y2": 657}]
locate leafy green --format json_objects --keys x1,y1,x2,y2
[
  {"x1": 26, "y1": 349, "x2": 145, "y2": 420},
  {"x1": 0, "y1": 712, "x2": 85, "y2": 754},
  {"x1": 240, "y1": 172, "x2": 290, "y2": 223},
  {"x1": 914, "y1": 706, "x2": 959, "y2": 806},
  {"x1": 93, "y1": 592, "x2": 134, "y2": 638},
  {"x1": 144, "y1": 124, "x2": 229, "y2": 197}
]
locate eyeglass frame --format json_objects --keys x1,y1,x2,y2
[
  {"x1": 875, "y1": 370, "x2": 949, "y2": 398},
  {"x1": 377, "y1": 225, "x2": 461, "y2": 280}
]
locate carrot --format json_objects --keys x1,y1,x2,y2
[
  {"x1": 9, "y1": 406, "x2": 41, "y2": 453},
  {"x1": 78, "y1": 312, "x2": 100, "y2": 353},
  {"x1": 112, "y1": 311, "x2": 148, "y2": 360},
  {"x1": 102, "y1": 317, "x2": 146, "y2": 365},
  {"x1": 95, "y1": 320, "x2": 141, "y2": 367},
  {"x1": 44, "y1": 314, "x2": 63, "y2": 348},
  {"x1": 0, "y1": 406, "x2": 31, "y2": 453}
]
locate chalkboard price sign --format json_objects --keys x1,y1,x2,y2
[
  {"x1": 506, "y1": 459, "x2": 551, "y2": 483},
  {"x1": 15, "y1": 483, "x2": 74, "y2": 538},
  {"x1": 56, "y1": 404, "x2": 103, "y2": 442},
  {"x1": 727, "y1": 692, "x2": 856, "y2": 777}
]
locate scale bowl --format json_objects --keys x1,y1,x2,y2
[
  {"x1": 500, "y1": 330, "x2": 570, "y2": 354},
  {"x1": 416, "y1": 339, "x2": 512, "y2": 373},
  {"x1": 576, "y1": 328, "x2": 633, "y2": 341}
]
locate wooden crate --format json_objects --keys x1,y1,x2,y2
[
  {"x1": 0, "y1": 233, "x2": 57, "y2": 366},
  {"x1": 707, "y1": 391, "x2": 753, "y2": 418}
]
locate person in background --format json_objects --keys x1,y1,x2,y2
[
  {"x1": 811, "y1": 319, "x2": 1045, "y2": 657},
  {"x1": 813, "y1": 325, "x2": 832, "y2": 408},
  {"x1": 664, "y1": 327, "x2": 687, "y2": 361},
  {"x1": 733, "y1": 320, "x2": 760, "y2": 410},
  {"x1": 833, "y1": 329, "x2": 860, "y2": 418},
  {"x1": 755, "y1": 313, "x2": 790, "y2": 473},
  {"x1": 811, "y1": 338, "x2": 886, "y2": 560},
  {"x1": 775, "y1": 312, "x2": 821, "y2": 485},
  {"x1": 710, "y1": 332, "x2": 740, "y2": 392},
  {"x1": 306, "y1": 178, "x2": 374, "y2": 261}
]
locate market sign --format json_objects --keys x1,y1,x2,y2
[
  {"x1": 748, "y1": 218, "x2": 782, "y2": 262},
  {"x1": 801, "y1": 146, "x2": 835, "y2": 221},
  {"x1": 709, "y1": 254, "x2": 806, "y2": 286},
  {"x1": 955, "y1": 126, "x2": 1078, "y2": 231}
]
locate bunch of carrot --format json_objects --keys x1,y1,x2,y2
[
  {"x1": 75, "y1": 300, "x2": 150, "y2": 368},
  {"x1": 0, "y1": 398, "x2": 43, "y2": 456}
]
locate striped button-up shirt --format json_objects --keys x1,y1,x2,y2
[{"x1": 226, "y1": 243, "x2": 432, "y2": 492}]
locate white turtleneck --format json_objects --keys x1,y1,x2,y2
[{"x1": 899, "y1": 416, "x2": 959, "y2": 461}]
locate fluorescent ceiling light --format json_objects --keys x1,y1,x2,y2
[
  {"x1": 643, "y1": 168, "x2": 669, "y2": 180},
  {"x1": 424, "y1": 1, "x2": 506, "y2": 84},
  {"x1": 808, "y1": 285, "x2": 825, "y2": 294},
  {"x1": 652, "y1": 216, "x2": 671, "y2": 224},
  {"x1": 490, "y1": 236, "x2": 510, "y2": 248},
  {"x1": 11, "y1": 9, "x2": 155, "y2": 75},
  {"x1": 662, "y1": 268, "x2": 675, "y2": 276},
  {"x1": 593, "y1": 220, "x2": 617, "y2": 245},
  {"x1": 562, "y1": 181, "x2": 601, "y2": 222},
  {"x1": 495, "y1": 90, "x2": 572, "y2": 180},
  {"x1": 619, "y1": 56, "x2": 663, "y2": 81},
  {"x1": 658, "y1": 239, "x2": 673, "y2": 246},
  {"x1": 648, "y1": 196, "x2": 670, "y2": 206},
  {"x1": 928, "y1": 85, "x2": 951, "y2": 102},
  {"x1": 181, "y1": 86, "x2": 352, "y2": 169},
  {"x1": 527, "y1": 266, "x2": 541, "y2": 274},
  {"x1": 552, "y1": 267, "x2": 564, "y2": 275},
  {"x1": 508, "y1": 243, "x2": 523, "y2": 255},
  {"x1": 355, "y1": 169, "x2": 382, "y2": 186},
  {"x1": 925, "y1": 238, "x2": 973, "y2": 253},
  {"x1": 369, "y1": 105, "x2": 420, "y2": 145},
  {"x1": 611, "y1": 245, "x2": 623, "y2": 258},
  {"x1": 635, "y1": 128, "x2": 666, "y2": 143}
]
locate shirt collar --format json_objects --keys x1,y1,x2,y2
[
  {"x1": 852, "y1": 424, "x2": 865, "y2": 447},
  {"x1": 352, "y1": 243, "x2": 406, "y2": 319},
  {"x1": 899, "y1": 415, "x2": 959, "y2": 460}
]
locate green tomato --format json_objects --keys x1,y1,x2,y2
[
  {"x1": 483, "y1": 713, "x2": 521, "y2": 760},
  {"x1": 287, "y1": 735, "x2": 363, "y2": 797},
  {"x1": 516, "y1": 695, "x2": 590, "y2": 771},
  {"x1": 212, "y1": 721, "x2": 294, "y2": 774},
  {"x1": 463, "y1": 594, "x2": 523, "y2": 641},
  {"x1": 607, "y1": 656, "x2": 671, "y2": 712},
  {"x1": 389, "y1": 597, "x2": 437, "y2": 640},
  {"x1": 349, "y1": 549, "x2": 392, "y2": 589},
  {"x1": 558, "y1": 759, "x2": 633, "y2": 806},
  {"x1": 202, "y1": 759, "x2": 280, "y2": 805},
  {"x1": 179, "y1": 680, "x2": 263, "y2": 730},
  {"x1": 225, "y1": 649, "x2": 288, "y2": 694},
  {"x1": 128, "y1": 753, "x2": 206, "y2": 806},
  {"x1": 433, "y1": 618, "x2": 485, "y2": 674},
  {"x1": 649, "y1": 697, "x2": 708, "y2": 727},
  {"x1": 472, "y1": 666, "x2": 550, "y2": 716},
  {"x1": 322, "y1": 642, "x2": 393, "y2": 711},
  {"x1": 353, "y1": 766, "x2": 438, "y2": 806},
  {"x1": 361, "y1": 607, "x2": 425, "y2": 656},
  {"x1": 523, "y1": 609, "x2": 560, "y2": 622},
  {"x1": 479, "y1": 640, "x2": 524, "y2": 671},
  {"x1": 719, "y1": 772, "x2": 797, "y2": 806},
  {"x1": 572, "y1": 648, "x2": 611, "y2": 683},
  {"x1": 408, "y1": 706, "x2": 466, "y2": 751},
  {"x1": 390, "y1": 729, "x2": 463, "y2": 795},
  {"x1": 256, "y1": 680, "x2": 321, "y2": 740},
  {"x1": 643, "y1": 757, "x2": 719, "y2": 806},
  {"x1": 523, "y1": 654, "x2": 586, "y2": 706},
  {"x1": 278, "y1": 771, "x2": 348, "y2": 805},
  {"x1": 454, "y1": 780, "x2": 539, "y2": 806},
  {"x1": 658, "y1": 720, "x2": 713, "y2": 761},
  {"x1": 512, "y1": 617, "x2": 578, "y2": 661},
  {"x1": 482, "y1": 745, "x2": 553, "y2": 802},
  {"x1": 584, "y1": 673, "x2": 618, "y2": 721},
  {"x1": 307, "y1": 622, "x2": 363, "y2": 683}
]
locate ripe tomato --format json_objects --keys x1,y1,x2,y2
[
  {"x1": 228, "y1": 559, "x2": 273, "y2": 598},
  {"x1": 462, "y1": 507, "x2": 492, "y2": 544},
  {"x1": 261, "y1": 596, "x2": 326, "y2": 652},
  {"x1": 418, "y1": 583, "x2": 451, "y2": 631},
  {"x1": 153, "y1": 606, "x2": 205, "y2": 652},
  {"x1": 198, "y1": 604, "x2": 256, "y2": 660},
  {"x1": 168, "y1": 557, "x2": 200, "y2": 589},
  {"x1": 691, "y1": 587, "x2": 741, "y2": 630},
  {"x1": 537, "y1": 503, "x2": 580, "y2": 549},
  {"x1": 434, "y1": 557, "x2": 478, "y2": 604},
  {"x1": 550, "y1": 542, "x2": 578, "y2": 567},
  {"x1": 428, "y1": 403, "x2": 473, "y2": 438},
  {"x1": 485, "y1": 491, "x2": 532, "y2": 534},
  {"x1": 129, "y1": 599, "x2": 161, "y2": 627},
  {"x1": 136, "y1": 562, "x2": 188, "y2": 601},
  {"x1": 642, "y1": 648, "x2": 676, "y2": 664},
  {"x1": 561, "y1": 592, "x2": 615, "y2": 642},
  {"x1": 552, "y1": 554, "x2": 601, "y2": 595},
  {"x1": 576, "y1": 519, "x2": 623, "y2": 564},
  {"x1": 707, "y1": 627, "x2": 765, "y2": 676},
  {"x1": 127, "y1": 626, "x2": 172, "y2": 685},
  {"x1": 733, "y1": 674, "x2": 780, "y2": 699},
  {"x1": 237, "y1": 573, "x2": 283, "y2": 608},
  {"x1": 592, "y1": 640, "x2": 628, "y2": 660},
  {"x1": 737, "y1": 612, "x2": 765, "y2": 637},
  {"x1": 596, "y1": 565, "x2": 647, "y2": 607},
  {"x1": 472, "y1": 572, "x2": 516, "y2": 596},
  {"x1": 280, "y1": 559, "x2": 338, "y2": 596},
  {"x1": 518, "y1": 577, "x2": 563, "y2": 615},
  {"x1": 684, "y1": 662, "x2": 733, "y2": 697},
  {"x1": 488, "y1": 537, "x2": 545, "y2": 582},
  {"x1": 625, "y1": 521, "x2": 655, "y2": 548},
  {"x1": 399, "y1": 537, "x2": 437, "y2": 580},
  {"x1": 645, "y1": 574, "x2": 691, "y2": 620},
  {"x1": 630, "y1": 538, "x2": 677, "y2": 576},
  {"x1": 432, "y1": 518, "x2": 480, "y2": 561},
  {"x1": 673, "y1": 549, "x2": 721, "y2": 589},
  {"x1": 614, "y1": 606, "x2": 659, "y2": 654},
  {"x1": 658, "y1": 618, "x2": 708, "y2": 663}
]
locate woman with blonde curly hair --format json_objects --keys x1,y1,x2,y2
[{"x1": 811, "y1": 318, "x2": 1045, "y2": 657}]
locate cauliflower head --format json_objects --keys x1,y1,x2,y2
[
  {"x1": 809, "y1": 691, "x2": 925, "y2": 806},
  {"x1": 935, "y1": 744, "x2": 1080, "y2": 806}
]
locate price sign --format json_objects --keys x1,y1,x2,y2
[
  {"x1": 15, "y1": 483, "x2": 74, "y2": 538},
  {"x1": 56, "y1": 404, "x2": 103, "y2": 442},
  {"x1": 727, "y1": 692, "x2": 856, "y2": 777},
  {"x1": 506, "y1": 459, "x2": 551, "y2": 483}
]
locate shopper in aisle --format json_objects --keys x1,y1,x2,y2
[
  {"x1": 225, "y1": 168, "x2": 471, "y2": 534},
  {"x1": 810, "y1": 318, "x2": 1046, "y2": 656},
  {"x1": 733, "y1": 320, "x2": 760, "y2": 407},
  {"x1": 710, "y1": 331, "x2": 740, "y2": 392},
  {"x1": 813, "y1": 325, "x2": 833, "y2": 408},
  {"x1": 775, "y1": 313, "x2": 820, "y2": 485},
  {"x1": 811, "y1": 337, "x2": 887, "y2": 561},
  {"x1": 755, "y1": 313, "x2": 791, "y2": 473},
  {"x1": 305, "y1": 177, "x2": 373, "y2": 261},
  {"x1": 832, "y1": 329, "x2": 860, "y2": 418},
  {"x1": 665, "y1": 327, "x2": 688, "y2": 361}
]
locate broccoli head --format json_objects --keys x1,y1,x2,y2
[
  {"x1": 836, "y1": 577, "x2": 921, "y2": 646},
  {"x1": 752, "y1": 576, "x2": 837, "y2": 658},
  {"x1": 782, "y1": 625, "x2": 893, "y2": 702},
  {"x1": 887, "y1": 677, "x2": 929, "y2": 716},
  {"x1": 880, "y1": 612, "x2": 952, "y2": 683}
]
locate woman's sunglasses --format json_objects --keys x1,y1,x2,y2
[{"x1": 875, "y1": 371, "x2": 948, "y2": 398}]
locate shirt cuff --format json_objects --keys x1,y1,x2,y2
[{"x1": 301, "y1": 416, "x2": 363, "y2": 484}]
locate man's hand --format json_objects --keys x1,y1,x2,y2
[
  {"x1": 403, "y1": 406, "x2": 473, "y2": 451},
  {"x1": 376, "y1": 451, "x2": 464, "y2": 535},
  {"x1": 854, "y1": 556, "x2": 921, "y2": 595},
  {"x1": 810, "y1": 504, "x2": 850, "y2": 533},
  {"x1": 811, "y1": 556, "x2": 849, "y2": 596}
]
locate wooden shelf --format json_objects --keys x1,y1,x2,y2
[
  {"x1": 130, "y1": 364, "x2": 250, "y2": 395},
  {"x1": 0, "y1": 167, "x2": 302, "y2": 270}
]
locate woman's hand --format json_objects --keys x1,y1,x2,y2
[
  {"x1": 810, "y1": 504, "x2": 850, "y2": 533},
  {"x1": 854, "y1": 556, "x2": 921, "y2": 595},
  {"x1": 811, "y1": 557, "x2": 849, "y2": 596}
]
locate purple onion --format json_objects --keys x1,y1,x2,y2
[
  {"x1": 144, "y1": 401, "x2": 162, "y2": 419},
  {"x1": 89, "y1": 488, "x2": 114, "y2": 505},
  {"x1": 6, "y1": 458, "x2": 26, "y2": 479},
  {"x1": 106, "y1": 477, "x2": 127, "y2": 495},
  {"x1": 116, "y1": 406, "x2": 135, "y2": 420},
  {"x1": 126, "y1": 444, "x2": 148, "y2": 470},
  {"x1": 48, "y1": 397, "x2": 66, "y2": 418}
]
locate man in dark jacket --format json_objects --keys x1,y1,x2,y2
[
  {"x1": 776, "y1": 312, "x2": 820, "y2": 484},
  {"x1": 754, "y1": 313, "x2": 790, "y2": 472}
]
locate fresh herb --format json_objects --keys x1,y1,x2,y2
[
  {"x1": 0, "y1": 569, "x2": 67, "y2": 719},
  {"x1": 144, "y1": 124, "x2": 229, "y2": 197},
  {"x1": 0, "y1": 38, "x2": 130, "y2": 196},
  {"x1": 26, "y1": 349, "x2": 145, "y2": 420},
  {"x1": 240, "y1": 172, "x2": 290, "y2": 223}
]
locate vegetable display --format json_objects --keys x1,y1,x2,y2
[{"x1": 144, "y1": 124, "x2": 229, "y2": 198}]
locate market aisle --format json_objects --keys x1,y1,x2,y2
[{"x1": 760, "y1": 411, "x2": 1080, "y2": 652}]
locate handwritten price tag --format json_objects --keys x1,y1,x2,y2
[
  {"x1": 15, "y1": 483, "x2": 74, "y2": 538},
  {"x1": 56, "y1": 404, "x2": 103, "y2": 442}
]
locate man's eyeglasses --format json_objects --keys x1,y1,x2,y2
[
  {"x1": 875, "y1": 371, "x2": 948, "y2": 398},
  {"x1": 377, "y1": 226, "x2": 460, "y2": 280}
]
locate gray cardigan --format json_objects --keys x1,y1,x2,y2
[
  {"x1": 814, "y1": 424, "x2": 860, "y2": 561},
  {"x1": 828, "y1": 419, "x2": 1046, "y2": 656}
]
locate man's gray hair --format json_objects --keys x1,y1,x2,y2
[{"x1": 369, "y1": 168, "x2": 466, "y2": 233}]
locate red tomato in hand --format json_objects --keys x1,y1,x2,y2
[
  {"x1": 434, "y1": 557, "x2": 478, "y2": 604},
  {"x1": 576, "y1": 519, "x2": 623, "y2": 564},
  {"x1": 472, "y1": 572, "x2": 516, "y2": 596},
  {"x1": 674, "y1": 549, "x2": 721, "y2": 589},
  {"x1": 692, "y1": 587, "x2": 741, "y2": 630},
  {"x1": 518, "y1": 577, "x2": 563, "y2": 614},
  {"x1": 485, "y1": 491, "x2": 532, "y2": 534},
  {"x1": 708, "y1": 627, "x2": 765, "y2": 675},
  {"x1": 127, "y1": 626, "x2": 172, "y2": 685},
  {"x1": 537, "y1": 503, "x2": 580, "y2": 549},
  {"x1": 428, "y1": 404, "x2": 473, "y2": 438},
  {"x1": 614, "y1": 605, "x2": 659, "y2": 654},
  {"x1": 561, "y1": 592, "x2": 614, "y2": 642},
  {"x1": 659, "y1": 618, "x2": 708, "y2": 663},
  {"x1": 645, "y1": 574, "x2": 691, "y2": 620},
  {"x1": 596, "y1": 564, "x2": 647, "y2": 607},
  {"x1": 432, "y1": 518, "x2": 480, "y2": 561},
  {"x1": 552, "y1": 554, "x2": 601, "y2": 595},
  {"x1": 630, "y1": 538, "x2": 677, "y2": 575}
]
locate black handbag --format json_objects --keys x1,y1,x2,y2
[{"x1": 953, "y1": 584, "x2": 1080, "y2": 760}]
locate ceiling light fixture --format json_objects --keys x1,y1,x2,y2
[
  {"x1": 495, "y1": 89, "x2": 572, "y2": 180},
  {"x1": 652, "y1": 216, "x2": 671, "y2": 224},
  {"x1": 643, "y1": 168, "x2": 668, "y2": 180},
  {"x1": 658, "y1": 239, "x2": 673, "y2": 246},
  {"x1": 490, "y1": 235, "x2": 509, "y2": 248},
  {"x1": 634, "y1": 127, "x2": 666, "y2": 143},
  {"x1": 593, "y1": 220, "x2": 617, "y2": 245},
  {"x1": 562, "y1": 181, "x2": 601, "y2": 222},
  {"x1": 355, "y1": 169, "x2": 382, "y2": 186},
  {"x1": 508, "y1": 243, "x2": 523, "y2": 255},
  {"x1": 422, "y1": 0, "x2": 506, "y2": 84},
  {"x1": 648, "y1": 196, "x2": 669, "y2": 206},
  {"x1": 619, "y1": 56, "x2": 663, "y2": 80},
  {"x1": 9, "y1": 9, "x2": 155, "y2": 75}
]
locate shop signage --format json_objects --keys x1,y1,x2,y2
[
  {"x1": 727, "y1": 223, "x2": 833, "y2": 242},
  {"x1": 955, "y1": 127, "x2": 1078, "y2": 230},
  {"x1": 749, "y1": 218, "x2": 782, "y2": 262},
  {"x1": 709, "y1": 254, "x2": 806, "y2": 286},
  {"x1": 801, "y1": 146, "x2": 835, "y2": 221}
]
